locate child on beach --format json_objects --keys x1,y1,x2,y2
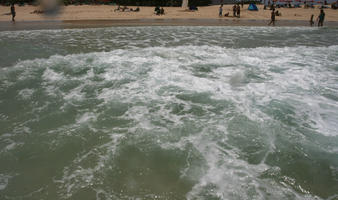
[
  {"x1": 219, "y1": 4, "x2": 223, "y2": 17},
  {"x1": 310, "y1": 14, "x2": 314, "y2": 26}
]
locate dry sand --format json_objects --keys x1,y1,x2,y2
[
  {"x1": 1, "y1": 5, "x2": 338, "y2": 21},
  {"x1": 0, "y1": 5, "x2": 338, "y2": 29}
]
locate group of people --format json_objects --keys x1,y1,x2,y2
[
  {"x1": 309, "y1": 9, "x2": 326, "y2": 26},
  {"x1": 6, "y1": 3, "x2": 330, "y2": 27},
  {"x1": 218, "y1": 4, "x2": 241, "y2": 18},
  {"x1": 114, "y1": 5, "x2": 140, "y2": 12},
  {"x1": 114, "y1": 5, "x2": 163, "y2": 15},
  {"x1": 233, "y1": 4, "x2": 241, "y2": 17},
  {"x1": 268, "y1": 7, "x2": 325, "y2": 27},
  {"x1": 154, "y1": 6, "x2": 165, "y2": 15}
]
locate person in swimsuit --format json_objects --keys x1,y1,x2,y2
[
  {"x1": 317, "y1": 9, "x2": 325, "y2": 27},
  {"x1": 268, "y1": 8, "x2": 276, "y2": 26},
  {"x1": 11, "y1": 4, "x2": 16, "y2": 22}
]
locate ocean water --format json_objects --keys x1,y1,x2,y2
[{"x1": 0, "y1": 26, "x2": 338, "y2": 200}]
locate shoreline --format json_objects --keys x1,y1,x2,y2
[
  {"x1": 1, "y1": 18, "x2": 338, "y2": 31},
  {"x1": 1, "y1": 4, "x2": 338, "y2": 31}
]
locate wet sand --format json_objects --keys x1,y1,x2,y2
[{"x1": 1, "y1": 18, "x2": 338, "y2": 31}]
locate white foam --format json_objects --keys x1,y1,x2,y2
[
  {"x1": 30, "y1": 44, "x2": 337, "y2": 139},
  {"x1": 76, "y1": 112, "x2": 97, "y2": 124},
  {"x1": 17, "y1": 88, "x2": 34, "y2": 100},
  {"x1": 0, "y1": 174, "x2": 12, "y2": 191},
  {"x1": 42, "y1": 68, "x2": 64, "y2": 83},
  {"x1": 2, "y1": 42, "x2": 337, "y2": 199},
  {"x1": 63, "y1": 85, "x2": 85, "y2": 102}
]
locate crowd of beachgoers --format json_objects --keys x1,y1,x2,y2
[{"x1": 1, "y1": 1, "x2": 337, "y2": 27}]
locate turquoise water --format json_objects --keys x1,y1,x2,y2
[{"x1": 0, "y1": 26, "x2": 338, "y2": 200}]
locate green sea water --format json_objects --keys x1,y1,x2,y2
[{"x1": 0, "y1": 26, "x2": 338, "y2": 200}]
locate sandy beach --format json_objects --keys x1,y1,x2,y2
[
  {"x1": 0, "y1": 4, "x2": 338, "y2": 30},
  {"x1": 1, "y1": 4, "x2": 338, "y2": 21}
]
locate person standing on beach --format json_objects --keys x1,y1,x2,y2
[
  {"x1": 10, "y1": 3, "x2": 16, "y2": 22},
  {"x1": 219, "y1": 4, "x2": 223, "y2": 17},
  {"x1": 317, "y1": 9, "x2": 325, "y2": 27},
  {"x1": 237, "y1": 4, "x2": 241, "y2": 18},
  {"x1": 233, "y1": 4, "x2": 237, "y2": 17},
  {"x1": 268, "y1": 8, "x2": 276, "y2": 26}
]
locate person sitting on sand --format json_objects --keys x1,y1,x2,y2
[
  {"x1": 268, "y1": 8, "x2": 276, "y2": 26},
  {"x1": 224, "y1": 12, "x2": 229, "y2": 17},
  {"x1": 10, "y1": 3, "x2": 15, "y2": 22},
  {"x1": 155, "y1": 6, "x2": 160, "y2": 15},
  {"x1": 317, "y1": 9, "x2": 325, "y2": 26},
  {"x1": 122, "y1": 6, "x2": 128, "y2": 12},
  {"x1": 189, "y1": 5, "x2": 198, "y2": 11},
  {"x1": 275, "y1": 10, "x2": 281, "y2": 16},
  {"x1": 233, "y1": 4, "x2": 237, "y2": 17},
  {"x1": 114, "y1": 5, "x2": 121, "y2": 12},
  {"x1": 309, "y1": 14, "x2": 314, "y2": 26},
  {"x1": 134, "y1": 7, "x2": 140, "y2": 12},
  {"x1": 30, "y1": 9, "x2": 44, "y2": 14},
  {"x1": 219, "y1": 4, "x2": 223, "y2": 17}
]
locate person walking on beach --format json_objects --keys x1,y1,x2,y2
[
  {"x1": 237, "y1": 4, "x2": 241, "y2": 18},
  {"x1": 268, "y1": 8, "x2": 276, "y2": 26},
  {"x1": 309, "y1": 14, "x2": 314, "y2": 26},
  {"x1": 317, "y1": 9, "x2": 325, "y2": 27},
  {"x1": 10, "y1": 3, "x2": 16, "y2": 22},
  {"x1": 219, "y1": 4, "x2": 223, "y2": 17}
]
